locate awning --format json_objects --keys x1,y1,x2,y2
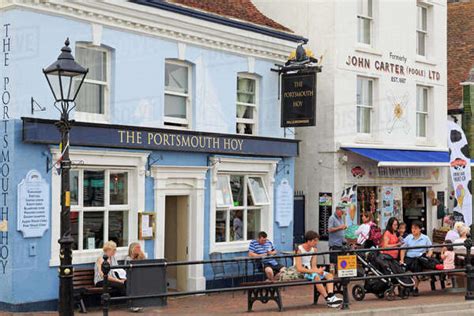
[{"x1": 342, "y1": 147, "x2": 451, "y2": 167}]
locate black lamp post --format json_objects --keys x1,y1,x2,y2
[{"x1": 43, "y1": 38, "x2": 88, "y2": 316}]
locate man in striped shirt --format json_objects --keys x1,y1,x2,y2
[{"x1": 248, "y1": 231, "x2": 285, "y2": 280}]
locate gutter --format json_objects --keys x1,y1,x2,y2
[{"x1": 130, "y1": 0, "x2": 307, "y2": 43}]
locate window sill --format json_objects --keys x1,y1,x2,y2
[
  {"x1": 74, "y1": 111, "x2": 108, "y2": 124},
  {"x1": 49, "y1": 247, "x2": 128, "y2": 267},
  {"x1": 355, "y1": 45, "x2": 382, "y2": 57},
  {"x1": 354, "y1": 135, "x2": 383, "y2": 144},
  {"x1": 415, "y1": 56, "x2": 437, "y2": 66},
  {"x1": 415, "y1": 138, "x2": 434, "y2": 147},
  {"x1": 210, "y1": 241, "x2": 250, "y2": 254}
]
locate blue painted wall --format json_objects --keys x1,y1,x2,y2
[{"x1": 1, "y1": 8, "x2": 295, "y2": 309}]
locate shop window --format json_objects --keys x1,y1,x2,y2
[
  {"x1": 356, "y1": 76, "x2": 374, "y2": 134},
  {"x1": 215, "y1": 175, "x2": 268, "y2": 243},
  {"x1": 236, "y1": 75, "x2": 258, "y2": 135},
  {"x1": 164, "y1": 60, "x2": 191, "y2": 128},
  {"x1": 70, "y1": 169, "x2": 130, "y2": 251},
  {"x1": 357, "y1": 0, "x2": 373, "y2": 45},
  {"x1": 416, "y1": 85, "x2": 429, "y2": 138},
  {"x1": 416, "y1": 5, "x2": 428, "y2": 57},
  {"x1": 75, "y1": 44, "x2": 110, "y2": 121}
]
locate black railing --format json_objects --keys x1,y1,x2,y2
[{"x1": 100, "y1": 239, "x2": 474, "y2": 315}]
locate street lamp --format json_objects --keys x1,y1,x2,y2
[{"x1": 43, "y1": 38, "x2": 88, "y2": 316}]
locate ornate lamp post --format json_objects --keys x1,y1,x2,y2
[{"x1": 43, "y1": 38, "x2": 88, "y2": 316}]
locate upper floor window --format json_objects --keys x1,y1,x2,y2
[
  {"x1": 75, "y1": 44, "x2": 110, "y2": 121},
  {"x1": 416, "y1": 85, "x2": 429, "y2": 138},
  {"x1": 236, "y1": 75, "x2": 258, "y2": 135},
  {"x1": 164, "y1": 60, "x2": 191, "y2": 128},
  {"x1": 417, "y1": 5, "x2": 428, "y2": 57},
  {"x1": 357, "y1": 0, "x2": 373, "y2": 45},
  {"x1": 356, "y1": 76, "x2": 374, "y2": 134}
]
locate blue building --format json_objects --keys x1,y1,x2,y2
[{"x1": 0, "y1": 0, "x2": 303, "y2": 311}]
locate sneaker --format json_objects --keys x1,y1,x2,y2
[
  {"x1": 412, "y1": 288, "x2": 419, "y2": 297},
  {"x1": 326, "y1": 295, "x2": 343, "y2": 307},
  {"x1": 129, "y1": 307, "x2": 143, "y2": 313}
]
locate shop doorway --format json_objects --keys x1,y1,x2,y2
[
  {"x1": 402, "y1": 187, "x2": 427, "y2": 233},
  {"x1": 164, "y1": 195, "x2": 189, "y2": 291}
]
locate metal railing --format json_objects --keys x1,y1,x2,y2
[{"x1": 99, "y1": 239, "x2": 474, "y2": 315}]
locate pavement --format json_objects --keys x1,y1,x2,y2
[{"x1": 2, "y1": 282, "x2": 472, "y2": 315}]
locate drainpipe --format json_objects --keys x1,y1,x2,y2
[{"x1": 461, "y1": 68, "x2": 474, "y2": 232}]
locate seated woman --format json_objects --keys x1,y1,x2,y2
[
  {"x1": 94, "y1": 241, "x2": 126, "y2": 295},
  {"x1": 453, "y1": 224, "x2": 470, "y2": 250},
  {"x1": 295, "y1": 230, "x2": 343, "y2": 308},
  {"x1": 382, "y1": 217, "x2": 402, "y2": 259},
  {"x1": 125, "y1": 242, "x2": 146, "y2": 264}
]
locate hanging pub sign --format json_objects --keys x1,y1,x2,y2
[{"x1": 281, "y1": 71, "x2": 317, "y2": 127}]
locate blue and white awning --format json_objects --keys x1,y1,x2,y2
[{"x1": 342, "y1": 147, "x2": 452, "y2": 167}]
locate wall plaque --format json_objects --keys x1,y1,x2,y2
[
  {"x1": 17, "y1": 170, "x2": 49, "y2": 238},
  {"x1": 276, "y1": 179, "x2": 293, "y2": 227}
]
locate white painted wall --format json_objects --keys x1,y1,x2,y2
[{"x1": 254, "y1": 0, "x2": 448, "y2": 233}]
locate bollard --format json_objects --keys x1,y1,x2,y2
[
  {"x1": 341, "y1": 277, "x2": 350, "y2": 310},
  {"x1": 465, "y1": 238, "x2": 474, "y2": 300},
  {"x1": 101, "y1": 254, "x2": 111, "y2": 316}
]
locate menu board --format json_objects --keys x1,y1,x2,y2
[{"x1": 318, "y1": 193, "x2": 332, "y2": 241}]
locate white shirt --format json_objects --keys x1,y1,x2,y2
[
  {"x1": 298, "y1": 245, "x2": 315, "y2": 269},
  {"x1": 355, "y1": 223, "x2": 371, "y2": 245}
]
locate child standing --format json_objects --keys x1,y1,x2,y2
[{"x1": 441, "y1": 240, "x2": 455, "y2": 270}]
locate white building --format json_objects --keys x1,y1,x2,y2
[{"x1": 255, "y1": 0, "x2": 448, "y2": 239}]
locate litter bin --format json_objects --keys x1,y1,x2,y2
[{"x1": 126, "y1": 259, "x2": 167, "y2": 307}]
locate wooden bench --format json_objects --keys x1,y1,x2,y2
[
  {"x1": 73, "y1": 268, "x2": 102, "y2": 313},
  {"x1": 240, "y1": 278, "x2": 343, "y2": 312}
]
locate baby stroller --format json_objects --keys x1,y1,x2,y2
[{"x1": 352, "y1": 251, "x2": 415, "y2": 301}]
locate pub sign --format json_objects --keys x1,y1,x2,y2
[{"x1": 281, "y1": 71, "x2": 317, "y2": 127}]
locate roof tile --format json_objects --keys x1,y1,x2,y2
[{"x1": 166, "y1": 0, "x2": 292, "y2": 32}]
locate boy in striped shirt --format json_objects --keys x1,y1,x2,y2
[{"x1": 248, "y1": 231, "x2": 286, "y2": 281}]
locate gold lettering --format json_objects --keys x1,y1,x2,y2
[
  {"x1": 191, "y1": 136, "x2": 199, "y2": 148},
  {"x1": 212, "y1": 137, "x2": 220, "y2": 149},
  {"x1": 293, "y1": 101, "x2": 303, "y2": 107},
  {"x1": 237, "y1": 139, "x2": 243, "y2": 151},
  {"x1": 163, "y1": 134, "x2": 170, "y2": 146},
  {"x1": 182, "y1": 136, "x2": 190, "y2": 147},
  {"x1": 153, "y1": 133, "x2": 162, "y2": 145},
  {"x1": 118, "y1": 130, "x2": 126, "y2": 143},
  {"x1": 293, "y1": 81, "x2": 303, "y2": 88},
  {"x1": 223, "y1": 138, "x2": 231, "y2": 150},
  {"x1": 136, "y1": 132, "x2": 142, "y2": 144},
  {"x1": 147, "y1": 132, "x2": 153, "y2": 144},
  {"x1": 126, "y1": 131, "x2": 135, "y2": 144},
  {"x1": 169, "y1": 134, "x2": 176, "y2": 146},
  {"x1": 199, "y1": 136, "x2": 206, "y2": 148}
]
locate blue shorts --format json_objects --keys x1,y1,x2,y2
[{"x1": 304, "y1": 271, "x2": 329, "y2": 281}]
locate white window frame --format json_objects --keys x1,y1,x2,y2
[
  {"x1": 209, "y1": 157, "x2": 277, "y2": 253},
  {"x1": 70, "y1": 169, "x2": 130, "y2": 251},
  {"x1": 356, "y1": 76, "x2": 374, "y2": 135},
  {"x1": 416, "y1": 85, "x2": 430, "y2": 138},
  {"x1": 49, "y1": 148, "x2": 149, "y2": 266},
  {"x1": 416, "y1": 4, "x2": 428, "y2": 57},
  {"x1": 357, "y1": 0, "x2": 373, "y2": 46},
  {"x1": 164, "y1": 59, "x2": 192, "y2": 129},
  {"x1": 74, "y1": 43, "x2": 111, "y2": 123},
  {"x1": 236, "y1": 74, "x2": 259, "y2": 135}
]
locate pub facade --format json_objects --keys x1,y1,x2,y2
[{"x1": 0, "y1": 0, "x2": 302, "y2": 311}]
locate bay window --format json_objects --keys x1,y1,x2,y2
[{"x1": 215, "y1": 174, "x2": 269, "y2": 243}]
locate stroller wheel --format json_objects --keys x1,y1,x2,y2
[
  {"x1": 352, "y1": 285, "x2": 365, "y2": 301},
  {"x1": 399, "y1": 287, "x2": 410, "y2": 299},
  {"x1": 376, "y1": 292, "x2": 385, "y2": 299},
  {"x1": 384, "y1": 289, "x2": 395, "y2": 301}
]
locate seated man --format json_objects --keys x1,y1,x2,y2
[
  {"x1": 295, "y1": 230, "x2": 343, "y2": 308},
  {"x1": 248, "y1": 231, "x2": 285, "y2": 281},
  {"x1": 400, "y1": 220, "x2": 433, "y2": 296}
]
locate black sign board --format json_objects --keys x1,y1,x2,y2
[{"x1": 281, "y1": 71, "x2": 317, "y2": 127}]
